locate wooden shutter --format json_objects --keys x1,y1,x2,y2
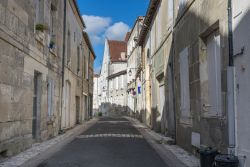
[
  {"x1": 207, "y1": 33, "x2": 222, "y2": 116},
  {"x1": 179, "y1": 47, "x2": 190, "y2": 118}
]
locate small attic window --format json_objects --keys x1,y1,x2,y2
[{"x1": 120, "y1": 52, "x2": 126, "y2": 60}]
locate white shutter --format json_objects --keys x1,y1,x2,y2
[
  {"x1": 121, "y1": 75, "x2": 124, "y2": 88},
  {"x1": 207, "y1": 33, "x2": 222, "y2": 116},
  {"x1": 116, "y1": 77, "x2": 119, "y2": 90},
  {"x1": 110, "y1": 79, "x2": 113, "y2": 90},
  {"x1": 179, "y1": 47, "x2": 190, "y2": 118},
  {"x1": 48, "y1": 79, "x2": 54, "y2": 118},
  {"x1": 168, "y1": 0, "x2": 174, "y2": 24}
]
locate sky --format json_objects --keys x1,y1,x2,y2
[{"x1": 77, "y1": 0, "x2": 150, "y2": 73}]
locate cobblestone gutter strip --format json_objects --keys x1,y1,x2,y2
[
  {"x1": 77, "y1": 134, "x2": 143, "y2": 138},
  {"x1": 0, "y1": 118, "x2": 98, "y2": 167},
  {"x1": 126, "y1": 117, "x2": 200, "y2": 167}
]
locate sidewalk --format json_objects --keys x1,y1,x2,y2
[
  {"x1": 126, "y1": 117, "x2": 200, "y2": 167},
  {"x1": 0, "y1": 118, "x2": 98, "y2": 167}
]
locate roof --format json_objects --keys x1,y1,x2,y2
[
  {"x1": 124, "y1": 32, "x2": 131, "y2": 42},
  {"x1": 108, "y1": 40, "x2": 127, "y2": 63},
  {"x1": 138, "y1": 0, "x2": 160, "y2": 46},
  {"x1": 127, "y1": 16, "x2": 144, "y2": 42},
  {"x1": 94, "y1": 74, "x2": 100, "y2": 77},
  {"x1": 72, "y1": 0, "x2": 86, "y2": 28},
  {"x1": 83, "y1": 31, "x2": 96, "y2": 59}
]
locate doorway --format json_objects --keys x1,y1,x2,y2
[
  {"x1": 65, "y1": 81, "x2": 71, "y2": 128},
  {"x1": 75, "y1": 96, "x2": 80, "y2": 124}
]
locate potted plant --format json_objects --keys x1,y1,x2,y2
[
  {"x1": 35, "y1": 24, "x2": 48, "y2": 32},
  {"x1": 49, "y1": 40, "x2": 55, "y2": 49}
]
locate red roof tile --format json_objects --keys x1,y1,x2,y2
[{"x1": 108, "y1": 40, "x2": 127, "y2": 63}]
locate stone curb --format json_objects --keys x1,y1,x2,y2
[
  {"x1": 125, "y1": 116, "x2": 200, "y2": 167},
  {"x1": 0, "y1": 118, "x2": 98, "y2": 167}
]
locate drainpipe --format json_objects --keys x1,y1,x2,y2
[
  {"x1": 60, "y1": 0, "x2": 67, "y2": 131},
  {"x1": 170, "y1": 38, "x2": 177, "y2": 143},
  {"x1": 227, "y1": 0, "x2": 237, "y2": 155},
  {"x1": 87, "y1": 50, "x2": 90, "y2": 119},
  {"x1": 171, "y1": 0, "x2": 177, "y2": 143}
]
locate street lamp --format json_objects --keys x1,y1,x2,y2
[{"x1": 128, "y1": 68, "x2": 137, "y2": 77}]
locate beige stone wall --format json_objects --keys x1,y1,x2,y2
[
  {"x1": 173, "y1": 0, "x2": 229, "y2": 153},
  {"x1": 0, "y1": 0, "x2": 94, "y2": 157},
  {"x1": 0, "y1": 0, "x2": 63, "y2": 156}
]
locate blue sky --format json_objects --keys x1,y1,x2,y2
[{"x1": 77, "y1": 0, "x2": 150, "y2": 73}]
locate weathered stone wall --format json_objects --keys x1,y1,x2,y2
[
  {"x1": 173, "y1": 0, "x2": 229, "y2": 154},
  {"x1": 61, "y1": 0, "x2": 85, "y2": 129},
  {"x1": 0, "y1": 0, "x2": 63, "y2": 156}
]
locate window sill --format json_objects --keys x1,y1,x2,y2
[
  {"x1": 35, "y1": 31, "x2": 45, "y2": 46},
  {"x1": 49, "y1": 48, "x2": 57, "y2": 57}
]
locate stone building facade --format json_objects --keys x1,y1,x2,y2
[
  {"x1": 107, "y1": 40, "x2": 127, "y2": 116},
  {"x1": 93, "y1": 74, "x2": 100, "y2": 115},
  {"x1": 98, "y1": 38, "x2": 128, "y2": 116},
  {"x1": 172, "y1": 0, "x2": 230, "y2": 154},
  {"x1": 232, "y1": 0, "x2": 250, "y2": 165},
  {"x1": 126, "y1": 17, "x2": 144, "y2": 118},
  {"x1": 61, "y1": 0, "x2": 86, "y2": 129},
  {"x1": 0, "y1": 0, "x2": 94, "y2": 157},
  {"x1": 132, "y1": 0, "x2": 242, "y2": 160}
]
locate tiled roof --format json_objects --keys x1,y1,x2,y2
[
  {"x1": 108, "y1": 40, "x2": 127, "y2": 63},
  {"x1": 138, "y1": 0, "x2": 160, "y2": 46}
]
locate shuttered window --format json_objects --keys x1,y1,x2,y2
[
  {"x1": 116, "y1": 77, "x2": 119, "y2": 90},
  {"x1": 121, "y1": 75, "x2": 124, "y2": 89},
  {"x1": 207, "y1": 32, "x2": 222, "y2": 116},
  {"x1": 179, "y1": 47, "x2": 190, "y2": 119},
  {"x1": 48, "y1": 79, "x2": 54, "y2": 118}
]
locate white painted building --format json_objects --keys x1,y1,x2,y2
[
  {"x1": 98, "y1": 40, "x2": 110, "y2": 114},
  {"x1": 93, "y1": 74, "x2": 100, "y2": 115},
  {"x1": 232, "y1": 1, "x2": 250, "y2": 166},
  {"x1": 107, "y1": 40, "x2": 128, "y2": 115},
  {"x1": 127, "y1": 17, "x2": 144, "y2": 117},
  {"x1": 98, "y1": 38, "x2": 128, "y2": 115}
]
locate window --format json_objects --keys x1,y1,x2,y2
[
  {"x1": 179, "y1": 0, "x2": 187, "y2": 12},
  {"x1": 157, "y1": 3, "x2": 162, "y2": 46},
  {"x1": 179, "y1": 47, "x2": 190, "y2": 121},
  {"x1": 50, "y1": 4, "x2": 56, "y2": 36},
  {"x1": 67, "y1": 31, "x2": 71, "y2": 65},
  {"x1": 168, "y1": 0, "x2": 174, "y2": 24},
  {"x1": 110, "y1": 79, "x2": 113, "y2": 90},
  {"x1": 82, "y1": 49, "x2": 86, "y2": 79},
  {"x1": 206, "y1": 32, "x2": 222, "y2": 116},
  {"x1": 86, "y1": 50, "x2": 89, "y2": 80},
  {"x1": 77, "y1": 46, "x2": 80, "y2": 74},
  {"x1": 116, "y1": 77, "x2": 119, "y2": 90},
  {"x1": 47, "y1": 79, "x2": 54, "y2": 118},
  {"x1": 36, "y1": 0, "x2": 44, "y2": 24},
  {"x1": 121, "y1": 75, "x2": 124, "y2": 89}
]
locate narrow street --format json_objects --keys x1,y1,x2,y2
[{"x1": 36, "y1": 117, "x2": 168, "y2": 167}]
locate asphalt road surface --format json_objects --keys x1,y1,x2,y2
[{"x1": 37, "y1": 117, "x2": 168, "y2": 167}]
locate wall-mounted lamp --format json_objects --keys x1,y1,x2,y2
[{"x1": 128, "y1": 68, "x2": 137, "y2": 77}]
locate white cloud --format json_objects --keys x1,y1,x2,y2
[
  {"x1": 83, "y1": 15, "x2": 111, "y2": 35},
  {"x1": 82, "y1": 15, "x2": 130, "y2": 45},
  {"x1": 105, "y1": 22, "x2": 130, "y2": 41}
]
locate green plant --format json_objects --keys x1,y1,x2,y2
[
  {"x1": 35, "y1": 24, "x2": 48, "y2": 32},
  {"x1": 98, "y1": 112, "x2": 102, "y2": 117},
  {"x1": 49, "y1": 40, "x2": 55, "y2": 49}
]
